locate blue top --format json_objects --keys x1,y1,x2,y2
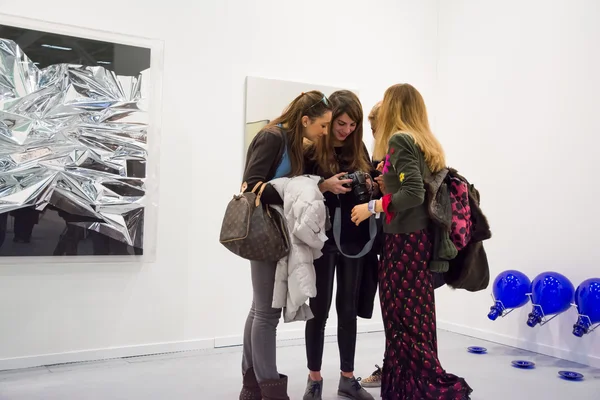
[{"x1": 273, "y1": 125, "x2": 291, "y2": 179}]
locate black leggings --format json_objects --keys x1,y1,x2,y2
[{"x1": 305, "y1": 249, "x2": 364, "y2": 373}]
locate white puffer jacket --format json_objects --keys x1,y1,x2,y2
[{"x1": 269, "y1": 175, "x2": 328, "y2": 323}]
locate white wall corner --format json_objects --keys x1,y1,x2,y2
[{"x1": 438, "y1": 320, "x2": 600, "y2": 369}]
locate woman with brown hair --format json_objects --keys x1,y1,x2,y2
[
  {"x1": 302, "y1": 90, "x2": 377, "y2": 400},
  {"x1": 351, "y1": 84, "x2": 472, "y2": 399},
  {"x1": 240, "y1": 91, "x2": 332, "y2": 400}
]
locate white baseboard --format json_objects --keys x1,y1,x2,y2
[
  {"x1": 0, "y1": 338, "x2": 215, "y2": 371},
  {"x1": 0, "y1": 322, "x2": 384, "y2": 371},
  {"x1": 4, "y1": 320, "x2": 596, "y2": 372},
  {"x1": 437, "y1": 320, "x2": 600, "y2": 369}
]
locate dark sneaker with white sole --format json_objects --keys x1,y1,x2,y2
[
  {"x1": 302, "y1": 376, "x2": 323, "y2": 400},
  {"x1": 361, "y1": 365, "x2": 382, "y2": 388},
  {"x1": 338, "y1": 375, "x2": 374, "y2": 400}
]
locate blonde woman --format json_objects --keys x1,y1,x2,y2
[
  {"x1": 351, "y1": 84, "x2": 472, "y2": 400},
  {"x1": 368, "y1": 101, "x2": 381, "y2": 136}
]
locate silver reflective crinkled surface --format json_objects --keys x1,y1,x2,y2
[{"x1": 0, "y1": 39, "x2": 148, "y2": 250}]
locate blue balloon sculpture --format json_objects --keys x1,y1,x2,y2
[
  {"x1": 488, "y1": 270, "x2": 531, "y2": 320},
  {"x1": 527, "y1": 272, "x2": 575, "y2": 327},
  {"x1": 573, "y1": 278, "x2": 600, "y2": 337}
]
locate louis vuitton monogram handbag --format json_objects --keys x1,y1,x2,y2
[{"x1": 219, "y1": 181, "x2": 290, "y2": 262}]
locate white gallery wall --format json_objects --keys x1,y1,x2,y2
[
  {"x1": 0, "y1": 0, "x2": 439, "y2": 368},
  {"x1": 434, "y1": 0, "x2": 600, "y2": 367},
  {"x1": 2, "y1": 0, "x2": 599, "y2": 371}
]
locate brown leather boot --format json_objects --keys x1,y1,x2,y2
[
  {"x1": 259, "y1": 374, "x2": 290, "y2": 400},
  {"x1": 239, "y1": 367, "x2": 262, "y2": 400}
]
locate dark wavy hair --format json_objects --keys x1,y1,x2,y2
[{"x1": 309, "y1": 90, "x2": 370, "y2": 175}]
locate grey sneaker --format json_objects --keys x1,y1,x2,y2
[
  {"x1": 338, "y1": 375, "x2": 374, "y2": 400},
  {"x1": 303, "y1": 376, "x2": 323, "y2": 400}
]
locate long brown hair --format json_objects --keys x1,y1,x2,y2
[
  {"x1": 265, "y1": 91, "x2": 332, "y2": 176},
  {"x1": 309, "y1": 90, "x2": 370, "y2": 175},
  {"x1": 374, "y1": 84, "x2": 446, "y2": 172}
]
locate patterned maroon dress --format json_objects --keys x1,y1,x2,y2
[{"x1": 379, "y1": 230, "x2": 472, "y2": 400}]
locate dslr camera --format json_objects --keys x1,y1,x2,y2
[{"x1": 339, "y1": 171, "x2": 372, "y2": 203}]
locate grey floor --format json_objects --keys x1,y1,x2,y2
[{"x1": 0, "y1": 330, "x2": 598, "y2": 399}]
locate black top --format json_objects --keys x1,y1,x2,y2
[
  {"x1": 242, "y1": 127, "x2": 287, "y2": 205},
  {"x1": 304, "y1": 144, "x2": 375, "y2": 254}
]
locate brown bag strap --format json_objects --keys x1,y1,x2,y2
[
  {"x1": 255, "y1": 182, "x2": 268, "y2": 207},
  {"x1": 252, "y1": 182, "x2": 264, "y2": 193},
  {"x1": 239, "y1": 181, "x2": 263, "y2": 194}
]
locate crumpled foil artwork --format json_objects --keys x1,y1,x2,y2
[{"x1": 0, "y1": 39, "x2": 148, "y2": 251}]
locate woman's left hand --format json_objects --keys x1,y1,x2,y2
[
  {"x1": 351, "y1": 203, "x2": 371, "y2": 226},
  {"x1": 375, "y1": 175, "x2": 386, "y2": 194},
  {"x1": 365, "y1": 175, "x2": 373, "y2": 191},
  {"x1": 365, "y1": 175, "x2": 377, "y2": 195}
]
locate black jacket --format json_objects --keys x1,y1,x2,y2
[
  {"x1": 425, "y1": 167, "x2": 491, "y2": 292},
  {"x1": 357, "y1": 158, "x2": 382, "y2": 319},
  {"x1": 242, "y1": 127, "x2": 287, "y2": 205}
]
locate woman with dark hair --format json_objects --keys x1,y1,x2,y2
[
  {"x1": 351, "y1": 84, "x2": 472, "y2": 400},
  {"x1": 302, "y1": 90, "x2": 376, "y2": 400},
  {"x1": 239, "y1": 91, "x2": 332, "y2": 400}
]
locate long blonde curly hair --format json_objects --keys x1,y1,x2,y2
[{"x1": 373, "y1": 84, "x2": 446, "y2": 172}]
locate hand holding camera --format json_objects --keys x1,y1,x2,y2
[
  {"x1": 338, "y1": 171, "x2": 372, "y2": 203},
  {"x1": 320, "y1": 171, "x2": 376, "y2": 203},
  {"x1": 319, "y1": 172, "x2": 353, "y2": 195}
]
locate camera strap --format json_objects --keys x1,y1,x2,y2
[{"x1": 332, "y1": 206, "x2": 378, "y2": 259}]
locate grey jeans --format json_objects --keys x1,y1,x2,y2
[{"x1": 242, "y1": 260, "x2": 282, "y2": 382}]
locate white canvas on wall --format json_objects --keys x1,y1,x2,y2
[{"x1": 244, "y1": 76, "x2": 358, "y2": 156}]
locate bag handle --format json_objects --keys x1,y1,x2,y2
[
  {"x1": 252, "y1": 182, "x2": 264, "y2": 193},
  {"x1": 255, "y1": 182, "x2": 268, "y2": 207},
  {"x1": 239, "y1": 181, "x2": 263, "y2": 194}
]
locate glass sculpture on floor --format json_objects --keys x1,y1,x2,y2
[{"x1": 0, "y1": 38, "x2": 148, "y2": 256}]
